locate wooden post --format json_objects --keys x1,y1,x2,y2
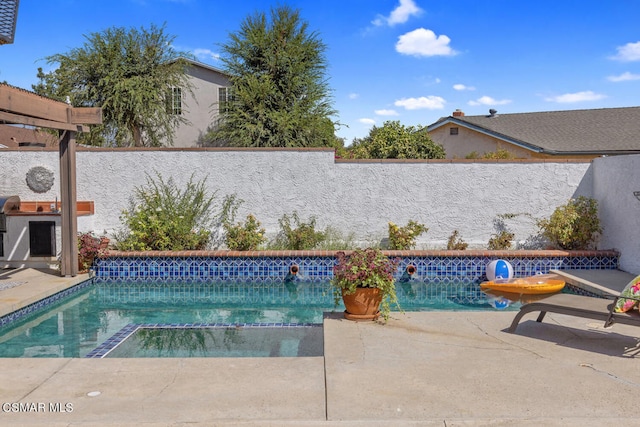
[{"x1": 59, "y1": 130, "x2": 78, "y2": 277}]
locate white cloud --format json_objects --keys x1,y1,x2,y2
[
  {"x1": 468, "y1": 96, "x2": 511, "y2": 106},
  {"x1": 394, "y1": 96, "x2": 445, "y2": 110},
  {"x1": 610, "y1": 41, "x2": 640, "y2": 61},
  {"x1": 607, "y1": 71, "x2": 640, "y2": 82},
  {"x1": 348, "y1": 93, "x2": 359, "y2": 100},
  {"x1": 375, "y1": 109, "x2": 399, "y2": 116},
  {"x1": 372, "y1": 0, "x2": 422, "y2": 27},
  {"x1": 193, "y1": 48, "x2": 220, "y2": 61},
  {"x1": 396, "y1": 28, "x2": 457, "y2": 57},
  {"x1": 359, "y1": 118, "x2": 376, "y2": 125},
  {"x1": 453, "y1": 83, "x2": 475, "y2": 91},
  {"x1": 544, "y1": 91, "x2": 606, "y2": 103}
]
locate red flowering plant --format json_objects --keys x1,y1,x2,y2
[
  {"x1": 77, "y1": 232, "x2": 108, "y2": 272},
  {"x1": 331, "y1": 248, "x2": 401, "y2": 321}
]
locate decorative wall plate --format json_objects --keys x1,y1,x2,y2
[{"x1": 26, "y1": 166, "x2": 54, "y2": 193}]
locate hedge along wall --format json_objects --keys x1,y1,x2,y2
[{"x1": 0, "y1": 147, "x2": 595, "y2": 249}]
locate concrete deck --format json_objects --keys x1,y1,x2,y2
[{"x1": 1, "y1": 269, "x2": 639, "y2": 426}]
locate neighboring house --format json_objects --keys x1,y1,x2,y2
[
  {"x1": 427, "y1": 107, "x2": 640, "y2": 159},
  {"x1": 170, "y1": 59, "x2": 231, "y2": 148},
  {"x1": 0, "y1": 124, "x2": 57, "y2": 148}
]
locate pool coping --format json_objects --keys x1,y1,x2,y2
[{"x1": 105, "y1": 249, "x2": 619, "y2": 257}]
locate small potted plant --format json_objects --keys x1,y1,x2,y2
[
  {"x1": 331, "y1": 248, "x2": 400, "y2": 321},
  {"x1": 77, "y1": 232, "x2": 108, "y2": 272}
]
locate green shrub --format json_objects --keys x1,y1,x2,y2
[
  {"x1": 388, "y1": 220, "x2": 428, "y2": 250},
  {"x1": 537, "y1": 196, "x2": 602, "y2": 250},
  {"x1": 315, "y1": 226, "x2": 360, "y2": 250},
  {"x1": 348, "y1": 120, "x2": 445, "y2": 159},
  {"x1": 224, "y1": 213, "x2": 266, "y2": 250},
  {"x1": 273, "y1": 212, "x2": 326, "y2": 250},
  {"x1": 446, "y1": 230, "x2": 468, "y2": 250},
  {"x1": 487, "y1": 231, "x2": 514, "y2": 250},
  {"x1": 482, "y1": 148, "x2": 513, "y2": 159},
  {"x1": 465, "y1": 148, "x2": 514, "y2": 159},
  {"x1": 221, "y1": 195, "x2": 266, "y2": 250},
  {"x1": 116, "y1": 172, "x2": 216, "y2": 251}
]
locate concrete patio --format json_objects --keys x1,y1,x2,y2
[{"x1": 0, "y1": 268, "x2": 639, "y2": 426}]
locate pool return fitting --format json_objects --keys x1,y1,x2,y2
[
  {"x1": 398, "y1": 264, "x2": 416, "y2": 284},
  {"x1": 284, "y1": 264, "x2": 299, "y2": 285},
  {"x1": 284, "y1": 264, "x2": 300, "y2": 295}
]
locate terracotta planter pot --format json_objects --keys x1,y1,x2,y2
[
  {"x1": 341, "y1": 287, "x2": 382, "y2": 321},
  {"x1": 99, "y1": 237, "x2": 110, "y2": 250}
]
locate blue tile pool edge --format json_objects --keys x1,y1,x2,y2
[
  {"x1": 93, "y1": 254, "x2": 620, "y2": 282},
  {"x1": 86, "y1": 322, "x2": 323, "y2": 358}
]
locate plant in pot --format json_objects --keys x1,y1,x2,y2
[
  {"x1": 331, "y1": 248, "x2": 400, "y2": 322},
  {"x1": 78, "y1": 232, "x2": 108, "y2": 272}
]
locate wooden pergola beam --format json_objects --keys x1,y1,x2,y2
[
  {"x1": 0, "y1": 111, "x2": 89, "y2": 132},
  {"x1": 0, "y1": 85, "x2": 101, "y2": 124},
  {"x1": 0, "y1": 84, "x2": 102, "y2": 277}
]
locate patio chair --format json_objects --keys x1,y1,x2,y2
[{"x1": 508, "y1": 293, "x2": 640, "y2": 333}]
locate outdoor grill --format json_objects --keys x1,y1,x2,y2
[{"x1": 0, "y1": 195, "x2": 20, "y2": 232}]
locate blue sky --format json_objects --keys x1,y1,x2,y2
[{"x1": 2, "y1": 0, "x2": 640, "y2": 143}]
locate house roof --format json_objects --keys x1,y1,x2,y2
[
  {"x1": 181, "y1": 57, "x2": 230, "y2": 77},
  {"x1": 427, "y1": 107, "x2": 640, "y2": 155},
  {"x1": 0, "y1": 124, "x2": 57, "y2": 148}
]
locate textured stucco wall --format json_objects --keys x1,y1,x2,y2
[
  {"x1": 592, "y1": 154, "x2": 640, "y2": 274},
  {"x1": 0, "y1": 149, "x2": 596, "y2": 254}
]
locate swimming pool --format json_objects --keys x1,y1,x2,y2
[
  {"x1": 0, "y1": 276, "x2": 504, "y2": 358},
  {"x1": 0, "y1": 250, "x2": 617, "y2": 358}
]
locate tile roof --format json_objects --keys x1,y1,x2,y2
[{"x1": 428, "y1": 107, "x2": 640, "y2": 154}]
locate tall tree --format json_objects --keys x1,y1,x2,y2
[
  {"x1": 348, "y1": 121, "x2": 446, "y2": 159},
  {"x1": 34, "y1": 24, "x2": 191, "y2": 147},
  {"x1": 210, "y1": 6, "x2": 337, "y2": 147}
]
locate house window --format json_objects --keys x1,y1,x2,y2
[
  {"x1": 450, "y1": 127, "x2": 459, "y2": 135},
  {"x1": 167, "y1": 88, "x2": 182, "y2": 115},
  {"x1": 218, "y1": 87, "x2": 233, "y2": 113}
]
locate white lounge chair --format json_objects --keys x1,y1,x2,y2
[{"x1": 508, "y1": 292, "x2": 640, "y2": 333}]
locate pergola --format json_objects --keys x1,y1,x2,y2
[{"x1": 0, "y1": 84, "x2": 102, "y2": 276}]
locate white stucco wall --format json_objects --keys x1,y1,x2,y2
[
  {"x1": 592, "y1": 154, "x2": 640, "y2": 274},
  {"x1": 0, "y1": 149, "x2": 597, "y2": 256}
]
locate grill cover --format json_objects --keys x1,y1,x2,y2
[{"x1": 0, "y1": 196, "x2": 20, "y2": 213}]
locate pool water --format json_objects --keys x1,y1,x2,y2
[{"x1": 0, "y1": 278, "x2": 514, "y2": 358}]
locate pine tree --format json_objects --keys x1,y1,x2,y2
[{"x1": 210, "y1": 6, "x2": 337, "y2": 147}]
